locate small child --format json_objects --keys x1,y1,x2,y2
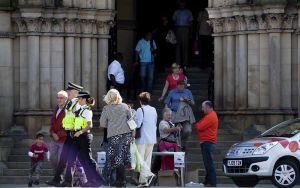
[{"x1": 28, "y1": 133, "x2": 49, "y2": 187}]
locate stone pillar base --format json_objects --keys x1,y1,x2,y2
[{"x1": 217, "y1": 109, "x2": 296, "y2": 140}]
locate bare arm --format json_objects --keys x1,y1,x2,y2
[{"x1": 159, "y1": 81, "x2": 169, "y2": 101}]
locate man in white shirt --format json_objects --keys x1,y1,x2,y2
[
  {"x1": 135, "y1": 92, "x2": 157, "y2": 187},
  {"x1": 107, "y1": 52, "x2": 125, "y2": 93}
]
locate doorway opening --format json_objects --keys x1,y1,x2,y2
[{"x1": 136, "y1": 0, "x2": 212, "y2": 69}]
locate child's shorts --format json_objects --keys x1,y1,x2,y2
[{"x1": 30, "y1": 161, "x2": 43, "y2": 175}]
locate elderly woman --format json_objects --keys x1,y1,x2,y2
[
  {"x1": 159, "y1": 108, "x2": 182, "y2": 186},
  {"x1": 100, "y1": 89, "x2": 133, "y2": 187}
]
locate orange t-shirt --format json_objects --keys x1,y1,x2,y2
[{"x1": 195, "y1": 111, "x2": 218, "y2": 144}]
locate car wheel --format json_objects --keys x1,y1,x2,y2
[
  {"x1": 272, "y1": 160, "x2": 299, "y2": 188},
  {"x1": 232, "y1": 177, "x2": 259, "y2": 187}
]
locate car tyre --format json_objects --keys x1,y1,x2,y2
[
  {"x1": 232, "y1": 177, "x2": 259, "y2": 187},
  {"x1": 272, "y1": 160, "x2": 299, "y2": 188}
]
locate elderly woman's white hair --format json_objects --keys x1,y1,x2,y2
[{"x1": 103, "y1": 89, "x2": 123, "y2": 105}]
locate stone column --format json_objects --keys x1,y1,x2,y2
[
  {"x1": 224, "y1": 35, "x2": 235, "y2": 108},
  {"x1": 246, "y1": 16, "x2": 260, "y2": 108},
  {"x1": 64, "y1": 19, "x2": 76, "y2": 84},
  {"x1": 98, "y1": 37, "x2": 109, "y2": 107},
  {"x1": 211, "y1": 18, "x2": 224, "y2": 108},
  {"x1": 40, "y1": 36, "x2": 51, "y2": 109},
  {"x1": 0, "y1": 36, "x2": 13, "y2": 131},
  {"x1": 235, "y1": 16, "x2": 248, "y2": 109},
  {"x1": 40, "y1": 19, "x2": 52, "y2": 109},
  {"x1": 13, "y1": 32, "x2": 20, "y2": 110},
  {"x1": 50, "y1": 19, "x2": 64, "y2": 107},
  {"x1": 74, "y1": 20, "x2": 81, "y2": 85},
  {"x1": 91, "y1": 37, "x2": 98, "y2": 101},
  {"x1": 281, "y1": 32, "x2": 292, "y2": 108},
  {"x1": 81, "y1": 20, "x2": 94, "y2": 91},
  {"x1": 26, "y1": 18, "x2": 41, "y2": 109}
]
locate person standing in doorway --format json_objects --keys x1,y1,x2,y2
[
  {"x1": 135, "y1": 31, "x2": 157, "y2": 92},
  {"x1": 195, "y1": 100, "x2": 218, "y2": 187},
  {"x1": 107, "y1": 52, "x2": 125, "y2": 94},
  {"x1": 49, "y1": 90, "x2": 68, "y2": 174},
  {"x1": 173, "y1": 0, "x2": 193, "y2": 70},
  {"x1": 135, "y1": 92, "x2": 157, "y2": 187},
  {"x1": 197, "y1": 9, "x2": 213, "y2": 68}
]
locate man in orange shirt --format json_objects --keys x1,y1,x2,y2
[{"x1": 195, "y1": 100, "x2": 218, "y2": 187}]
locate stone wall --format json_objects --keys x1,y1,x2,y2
[
  {"x1": 0, "y1": 0, "x2": 115, "y2": 137},
  {"x1": 207, "y1": 0, "x2": 299, "y2": 132}
]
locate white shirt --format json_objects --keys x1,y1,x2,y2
[
  {"x1": 107, "y1": 60, "x2": 125, "y2": 84},
  {"x1": 56, "y1": 107, "x2": 63, "y2": 118},
  {"x1": 81, "y1": 105, "x2": 93, "y2": 122},
  {"x1": 135, "y1": 105, "x2": 157, "y2": 145}
]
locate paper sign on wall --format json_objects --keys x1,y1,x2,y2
[
  {"x1": 97, "y1": 151, "x2": 106, "y2": 168},
  {"x1": 174, "y1": 152, "x2": 185, "y2": 168}
]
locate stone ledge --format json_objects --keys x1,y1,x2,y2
[{"x1": 216, "y1": 109, "x2": 297, "y2": 115}]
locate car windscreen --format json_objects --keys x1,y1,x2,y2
[{"x1": 260, "y1": 119, "x2": 300, "y2": 138}]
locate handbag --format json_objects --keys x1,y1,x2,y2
[
  {"x1": 127, "y1": 108, "x2": 137, "y2": 131},
  {"x1": 165, "y1": 30, "x2": 177, "y2": 44},
  {"x1": 135, "y1": 108, "x2": 144, "y2": 139}
]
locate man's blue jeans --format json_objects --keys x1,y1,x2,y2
[
  {"x1": 200, "y1": 141, "x2": 217, "y2": 186},
  {"x1": 140, "y1": 62, "x2": 155, "y2": 92}
]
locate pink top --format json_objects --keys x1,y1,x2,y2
[{"x1": 166, "y1": 73, "x2": 185, "y2": 90}]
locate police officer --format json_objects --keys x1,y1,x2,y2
[
  {"x1": 46, "y1": 82, "x2": 83, "y2": 187},
  {"x1": 73, "y1": 90, "x2": 104, "y2": 187}
]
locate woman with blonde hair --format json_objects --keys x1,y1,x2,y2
[{"x1": 100, "y1": 89, "x2": 133, "y2": 187}]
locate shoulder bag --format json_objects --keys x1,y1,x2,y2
[
  {"x1": 127, "y1": 108, "x2": 137, "y2": 131},
  {"x1": 135, "y1": 108, "x2": 144, "y2": 139}
]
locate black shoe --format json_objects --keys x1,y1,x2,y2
[
  {"x1": 28, "y1": 180, "x2": 33, "y2": 187},
  {"x1": 59, "y1": 181, "x2": 72, "y2": 187},
  {"x1": 33, "y1": 180, "x2": 39, "y2": 185},
  {"x1": 45, "y1": 180, "x2": 60, "y2": 186}
]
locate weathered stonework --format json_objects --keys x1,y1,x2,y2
[
  {"x1": 208, "y1": 0, "x2": 299, "y2": 134},
  {"x1": 0, "y1": 0, "x2": 116, "y2": 138}
]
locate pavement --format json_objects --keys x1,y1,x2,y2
[{"x1": 0, "y1": 184, "x2": 292, "y2": 187}]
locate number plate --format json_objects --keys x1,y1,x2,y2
[{"x1": 227, "y1": 160, "x2": 242, "y2": 166}]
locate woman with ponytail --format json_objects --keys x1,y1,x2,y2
[{"x1": 73, "y1": 90, "x2": 104, "y2": 187}]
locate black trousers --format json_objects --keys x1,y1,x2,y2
[
  {"x1": 53, "y1": 131, "x2": 76, "y2": 183},
  {"x1": 76, "y1": 133, "x2": 104, "y2": 185}
]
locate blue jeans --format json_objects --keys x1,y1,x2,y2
[
  {"x1": 200, "y1": 141, "x2": 217, "y2": 186},
  {"x1": 140, "y1": 62, "x2": 155, "y2": 92}
]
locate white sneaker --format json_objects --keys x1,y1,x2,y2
[
  {"x1": 147, "y1": 174, "x2": 156, "y2": 186},
  {"x1": 138, "y1": 182, "x2": 149, "y2": 187}
]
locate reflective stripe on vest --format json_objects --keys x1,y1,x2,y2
[
  {"x1": 74, "y1": 107, "x2": 89, "y2": 131},
  {"x1": 62, "y1": 100, "x2": 77, "y2": 130}
]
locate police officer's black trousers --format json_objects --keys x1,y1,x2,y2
[
  {"x1": 52, "y1": 132, "x2": 76, "y2": 183},
  {"x1": 76, "y1": 133, "x2": 104, "y2": 185}
]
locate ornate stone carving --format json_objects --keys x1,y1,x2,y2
[
  {"x1": 81, "y1": 19, "x2": 95, "y2": 34},
  {"x1": 282, "y1": 14, "x2": 295, "y2": 29},
  {"x1": 64, "y1": 18, "x2": 76, "y2": 33},
  {"x1": 210, "y1": 18, "x2": 224, "y2": 33},
  {"x1": 40, "y1": 18, "x2": 52, "y2": 33},
  {"x1": 266, "y1": 14, "x2": 283, "y2": 29},
  {"x1": 97, "y1": 20, "x2": 114, "y2": 35},
  {"x1": 257, "y1": 15, "x2": 267, "y2": 30},
  {"x1": 52, "y1": 18, "x2": 64, "y2": 33},
  {"x1": 74, "y1": 18, "x2": 81, "y2": 33},
  {"x1": 15, "y1": 18, "x2": 27, "y2": 32},
  {"x1": 24, "y1": 18, "x2": 41, "y2": 32},
  {"x1": 235, "y1": 16, "x2": 246, "y2": 31},
  {"x1": 224, "y1": 17, "x2": 236, "y2": 32},
  {"x1": 245, "y1": 15, "x2": 258, "y2": 31}
]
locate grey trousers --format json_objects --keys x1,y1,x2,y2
[
  {"x1": 49, "y1": 139, "x2": 64, "y2": 173},
  {"x1": 176, "y1": 27, "x2": 190, "y2": 67}
]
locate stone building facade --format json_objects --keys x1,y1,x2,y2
[
  {"x1": 207, "y1": 0, "x2": 299, "y2": 132},
  {"x1": 0, "y1": 0, "x2": 115, "y2": 137}
]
